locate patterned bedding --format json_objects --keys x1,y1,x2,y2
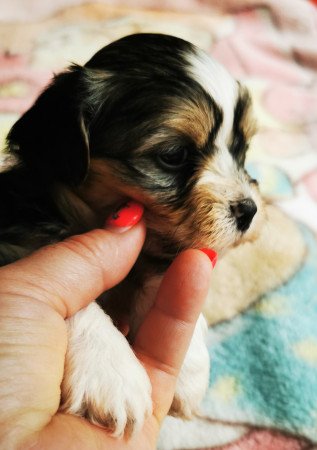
[{"x1": 1, "y1": 1, "x2": 317, "y2": 448}]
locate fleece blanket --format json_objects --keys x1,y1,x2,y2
[{"x1": 1, "y1": 1, "x2": 317, "y2": 449}]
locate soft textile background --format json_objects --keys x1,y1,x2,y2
[{"x1": 0, "y1": 1, "x2": 317, "y2": 449}]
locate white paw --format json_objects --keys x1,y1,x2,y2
[
  {"x1": 60, "y1": 302, "x2": 152, "y2": 437},
  {"x1": 169, "y1": 314, "x2": 209, "y2": 418}
]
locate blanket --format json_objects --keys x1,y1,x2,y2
[{"x1": 1, "y1": 1, "x2": 317, "y2": 449}]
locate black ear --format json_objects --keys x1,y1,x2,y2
[{"x1": 7, "y1": 67, "x2": 89, "y2": 185}]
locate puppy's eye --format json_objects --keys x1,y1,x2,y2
[{"x1": 157, "y1": 148, "x2": 188, "y2": 170}]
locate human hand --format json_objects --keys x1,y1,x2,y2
[{"x1": 0, "y1": 204, "x2": 214, "y2": 450}]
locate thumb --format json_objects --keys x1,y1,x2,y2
[{"x1": 0, "y1": 221, "x2": 146, "y2": 318}]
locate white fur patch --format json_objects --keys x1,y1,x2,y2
[
  {"x1": 185, "y1": 49, "x2": 238, "y2": 143},
  {"x1": 198, "y1": 148, "x2": 256, "y2": 202},
  {"x1": 61, "y1": 302, "x2": 152, "y2": 437}
]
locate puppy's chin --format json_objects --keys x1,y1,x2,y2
[
  {"x1": 135, "y1": 196, "x2": 265, "y2": 264},
  {"x1": 147, "y1": 186, "x2": 266, "y2": 259}
]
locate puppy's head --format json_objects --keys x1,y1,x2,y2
[{"x1": 7, "y1": 33, "x2": 263, "y2": 259}]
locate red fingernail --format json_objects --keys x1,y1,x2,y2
[
  {"x1": 105, "y1": 201, "x2": 144, "y2": 228},
  {"x1": 199, "y1": 248, "x2": 218, "y2": 268}
]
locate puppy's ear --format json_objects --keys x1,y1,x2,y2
[{"x1": 7, "y1": 67, "x2": 89, "y2": 185}]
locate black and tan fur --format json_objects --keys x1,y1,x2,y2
[{"x1": 0, "y1": 34, "x2": 263, "y2": 435}]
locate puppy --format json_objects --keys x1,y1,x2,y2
[{"x1": 0, "y1": 33, "x2": 263, "y2": 436}]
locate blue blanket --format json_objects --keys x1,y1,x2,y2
[{"x1": 204, "y1": 225, "x2": 317, "y2": 442}]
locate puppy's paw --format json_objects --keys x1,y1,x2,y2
[
  {"x1": 60, "y1": 302, "x2": 152, "y2": 437},
  {"x1": 169, "y1": 314, "x2": 210, "y2": 419},
  {"x1": 76, "y1": 354, "x2": 152, "y2": 437}
]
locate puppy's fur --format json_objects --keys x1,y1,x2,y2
[{"x1": 0, "y1": 34, "x2": 263, "y2": 436}]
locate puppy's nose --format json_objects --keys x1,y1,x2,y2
[{"x1": 230, "y1": 198, "x2": 257, "y2": 232}]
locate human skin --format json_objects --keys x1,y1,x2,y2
[{"x1": 0, "y1": 219, "x2": 213, "y2": 450}]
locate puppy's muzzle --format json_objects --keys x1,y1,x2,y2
[{"x1": 230, "y1": 198, "x2": 257, "y2": 232}]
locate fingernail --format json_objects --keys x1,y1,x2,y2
[
  {"x1": 105, "y1": 201, "x2": 144, "y2": 231},
  {"x1": 199, "y1": 248, "x2": 218, "y2": 268}
]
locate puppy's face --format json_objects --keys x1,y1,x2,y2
[
  {"x1": 77, "y1": 34, "x2": 263, "y2": 257},
  {"x1": 8, "y1": 34, "x2": 263, "y2": 259}
]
